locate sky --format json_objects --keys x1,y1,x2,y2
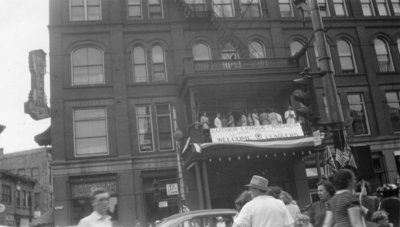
[{"x1": 0, "y1": 0, "x2": 50, "y2": 153}]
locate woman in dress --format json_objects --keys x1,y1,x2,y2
[
  {"x1": 308, "y1": 180, "x2": 335, "y2": 227},
  {"x1": 322, "y1": 169, "x2": 365, "y2": 227}
]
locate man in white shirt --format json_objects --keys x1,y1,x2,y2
[
  {"x1": 233, "y1": 175, "x2": 294, "y2": 227},
  {"x1": 78, "y1": 187, "x2": 113, "y2": 227},
  {"x1": 214, "y1": 112, "x2": 222, "y2": 128}
]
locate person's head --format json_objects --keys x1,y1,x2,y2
[
  {"x1": 371, "y1": 210, "x2": 390, "y2": 225},
  {"x1": 245, "y1": 175, "x2": 268, "y2": 198},
  {"x1": 279, "y1": 191, "x2": 293, "y2": 205},
  {"x1": 203, "y1": 111, "x2": 207, "y2": 116},
  {"x1": 267, "y1": 186, "x2": 283, "y2": 199},
  {"x1": 288, "y1": 105, "x2": 292, "y2": 110},
  {"x1": 234, "y1": 190, "x2": 252, "y2": 211},
  {"x1": 216, "y1": 112, "x2": 221, "y2": 118},
  {"x1": 90, "y1": 187, "x2": 110, "y2": 215},
  {"x1": 381, "y1": 184, "x2": 399, "y2": 198},
  {"x1": 332, "y1": 169, "x2": 356, "y2": 190},
  {"x1": 317, "y1": 180, "x2": 335, "y2": 201}
]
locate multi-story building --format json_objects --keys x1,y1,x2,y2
[
  {"x1": 0, "y1": 170, "x2": 36, "y2": 227},
  {"x1": 49, "y1": 0, "x2": 400, "y2": 226},
  {"x1": 0, "y1": 148, "x2": 53, "y2": 219}
]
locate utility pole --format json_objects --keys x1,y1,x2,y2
[{"x1": 307, "y1": 0, "x2": 346, "y2": 149}]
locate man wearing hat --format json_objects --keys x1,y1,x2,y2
[{"x1": 233, "y1": 175, "x2": 294, "y2": 227}]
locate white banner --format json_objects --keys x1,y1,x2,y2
[{"x1": 210, "y1": 123, "x2": 304, "y2": 143}]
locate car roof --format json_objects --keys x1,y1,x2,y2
[{"x1": 159, "y1": 209, "x2": 237, "y2": 226}]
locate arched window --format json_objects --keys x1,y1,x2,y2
[
  {"x1": 192, "y1": 42, "x2": 211, "y2": 60},
  {"x1": 152, "y1": 45, "x2": 167, "y2": 81},
  {"x1": 132, "y1": 46, "x2": 148, "y2": 83},
  {"x1": 374, "y1": 38, "x2": 394, "y2": 72},
  {"x1": 337, "y1": 39, "x2": 357, "y2": 73},
  {"x1": 248, "y1": 40, "x2": 266, "y2": 58},
  {"x1": 221, "y1": 41, "x2": 238, "y2": 60},
  {"x1": 71, "y1": 47, "x2": 104, "y2": 86},
  {"x1": 290, "y1": 40, "x2": 309, "y2": 67}
]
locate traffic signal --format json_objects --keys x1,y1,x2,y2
[
  {"x1": 152, "y1": 179, "x2": 161, "y2": 202},
  {"x1": 291, "y1": 68, "x2": 314, "y2": 116}
]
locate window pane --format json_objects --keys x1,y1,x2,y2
[
  {"x1": 71, "y1": 7, "x2": 85, "y2": 21},
  {"x1": 87, "y1": 6, "x2": 101, "y2": 20},
  {"x1": 137, "y1": 106, "x2": 151, "y2": 115},
  {"x1": 134, "y1": 65, "x2": 147, "y2": 82},
  {"x1": 73, "y1": 49, "x2": 88, "y2": 66},
  {"x1": 73, "y1": 67, "x2": 88, "y2": 85},
  {"x1": 152, "y1": 46, "x2": 164, "y2": 63},
  {"x1": 71, "y1": 0, "x2": 84, "y2": 6},
  {"x1": 134, "y1": 47, "x2": 146, "y2": 63},
  {"x1": 193, "y1": 43, "x2": 211, "y2": 60},
  {"x1": 129, "y1": 6, "x2": 141, "y2": 17},
  {"x1": 76, "y1": 120, "x2": 106, "y2": 138},
  {"x1": 75, "y1": 109, "x2": 105, "y2": 120},
  {"x1": 348, "y1": 94, "x2": 369, "y2": 135},
  {"x1": 72, "y1": 47, "x2": 104, "y2": 85},
  {"x1": 88, "y1": 48, "x2": 102, "y2": 64},
  {"x1": 87, "y1": 0, "x2": 100, "y2": 5},
  {"x1": 156, "y1": 104, "x2": 170, "y2": 115},
  {"x1": 76, "y1": 137, "x2": 107, "y2": 155},
  {"x1": 249, "y1": 41, "x2": 265, "y2": 58}
]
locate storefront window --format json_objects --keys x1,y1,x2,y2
[{"x1": 70, "y1": 179, "x2": 118, "y2": 225}]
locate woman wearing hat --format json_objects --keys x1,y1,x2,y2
[{"x1": 379, "y1": 184, "x2": 399, "y2": 227}]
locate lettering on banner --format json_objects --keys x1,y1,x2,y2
[
  {"x1": 210, "y1": 123, "x2": 304, "y2": 143},
  {"x1": 71, "y1": 181, "x2": 117, "y2": 198}
]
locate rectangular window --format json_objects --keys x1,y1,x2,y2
[
  {"x1": 213, "y1": 0, "x2": 235, "y2": 17},
  {"x1": 70, "y1": 0, "x2": 101, "y2": 21},
  {"x1": 361, "y1": 0, "x2": 375, "y2": 16},
  {"x1": 376, "y1": 0, "x2": 390, "y2": 15},
  {"x1": 392, "y1": 0, "x2": 400, "y2": 16},
  {"x1": 1, "y1": 185, "x2": 12, "y2": 204},
  {"x1": 31, "y1": 167, "x2": 39, "y2": 181},
  {"x1": 16, "y1": 190, "x2": 20, "y2": 207},
  {"x1": 347, "y1": 93, "x2": 370, "y2": 135},
  {"x1": 149, "y1": 0, "x2": 163, "y2": 19},
  {"x1": 128, "y1": 0, "x2": 142, "y2": 19},
  {"x1": 333, "y1": 0, "x2": 347, "y2": 16},
  {"x1": 156, "y1": 104, "x2": 174, "y2": 150},
  {"x1": 23, "y1": 191, "x2": 27, "y2": 207},
  {"x1": 385, "y1": 91, "x2": 400, "y2": 132},
  {"x1": 240, "y1": 0, "x2": 261, "y2": 17},
  {"x1": 136, "y1": 105, "x2": 154, "y2": 152},
  {"x1": 185, "y1": 0, "x2": 207, "y2": 16},
  {"x1": 73, "y1": 108, "x2": 109, "y2": 157},
  {"x1": 279, "y1": 0, "x2": 293, "y2": 17},
  {"x1": 318, "y1": 0, "x2": 330, "y2": 17},
  {"x1": 18, "y1": 168, "x2": 25, "y2": 176}
]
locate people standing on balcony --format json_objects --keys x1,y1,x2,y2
[
  {"x1": 200, "y1": 111, "x2": 210, "y2": 130},
  {"x1": 268, "y1": 109, "x2": 283, "y2": 125},
  {"x1": 259, "y1": 109, "x2": 269, "y2": 125},
  {"x1": 247, "y1": 113, "x2": 254, "y2": 126},
  {"x1": 285, "y1": 106, "x2": 296, "y2": 124},
  {"x1": 221, "y1": 114, "x2": 228, "y2": 127},
  {"x1": 238, "y1": 114, "x2": 248, "y2": 127},
  {"x1": 228, "y1": 112, "x2": 236, "y2": 127},
  {"x1": 252, "y1": 109, "x2": 260, "y2": 126},
  {"x1": 214, "y1": 112, "x2": 222, "y2": 128}
]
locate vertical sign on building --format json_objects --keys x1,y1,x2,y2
[{"x1": 24, "y1": 49, "x2": 50, "y2": 120}]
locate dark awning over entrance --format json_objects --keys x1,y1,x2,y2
[{"x1": 34, "y1": 126, "x2": 51, "y2": 146}]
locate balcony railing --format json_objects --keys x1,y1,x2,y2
[{"x1": 192, "y1": 58, "x2": 298, "y2": 72}]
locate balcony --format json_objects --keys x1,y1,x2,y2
[{"x1": 178, "y1": 57, "x2": 300, "y2": 95}]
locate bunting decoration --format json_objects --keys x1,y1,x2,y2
[{"x1": 325, "y1": 146, "x2": 337, "y2": 177}]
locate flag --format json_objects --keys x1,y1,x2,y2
[
  {"x1": 325, "y1": 146, "x2": 337, "y2": 177},
  {"x1": 335, "y1": 147, "x2": 350, "y2": 168},
  {"x1": 345, "y1": 144, "x2": 357, "y2": 169}
]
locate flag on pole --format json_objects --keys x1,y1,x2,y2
[
  {"x1": 325, "y1": 146, "x2": 337, "y2": 177},
  {"x1": 335, "y1": 147, "x2": 350, "y2": 168}
]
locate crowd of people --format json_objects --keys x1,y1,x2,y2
[
  {"x1": 231, "y1": 170, "x2": 400, "y2": 227},
  {"x1": 199, "y1": 106, "x2": 298, "y2": 130}
]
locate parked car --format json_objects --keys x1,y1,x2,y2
[{"x1": 158, "y1": 209, "x2": 238, "y2": 227}]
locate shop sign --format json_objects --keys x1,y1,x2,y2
[
  {"x1": 313, "y1": 130, "x2": 322, "y2": 146},
  {"x1": 210, "y1": 123, "x2": 304, "y2": 143},
  {"x1": 24, "y1": 49, "x2": 50, "y2": 120},
  {"x1": 165, "y1": 183, "x2": 179, "y2": 196},
  {"x1": 71, "y1": 181, "x2": 117, "y2": 198},
  {"x1": 158, "y1": 201, "x2": 168, "y2": 208}
]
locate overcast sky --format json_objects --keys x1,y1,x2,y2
[{"x1": 0, "y1": 0, "x2": 50, "y2": 153}]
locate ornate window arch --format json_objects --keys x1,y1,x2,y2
[
  {"x1": 192, "y1": 42, "x2": 212, "y2": 60},
  {"x1": 337, "y1": 39, "x2": 357, "y2": 73},
  {"x1": 248, "y1": 40, "x2": 266, "y2": 59},
  {"x1": 132, "y1": 45, "x2": 148, "y2": 83},
  {"x1": 374, "y1": 37, "x2": 394, "y2": 72}
]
